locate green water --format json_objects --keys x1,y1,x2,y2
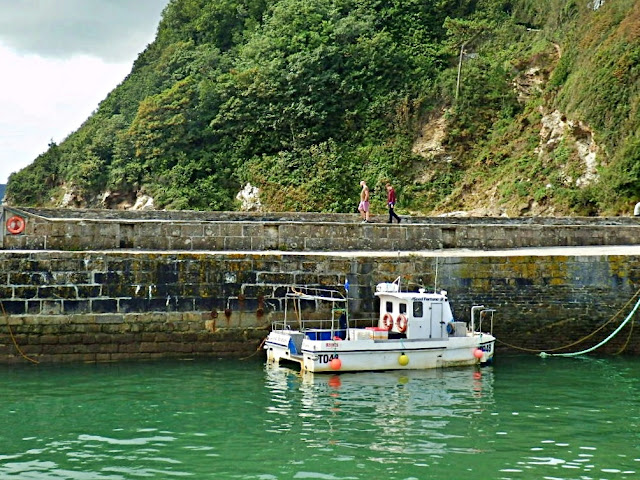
[{"x1": 1, "y1": 355, "x2": 639, "y2": 480}]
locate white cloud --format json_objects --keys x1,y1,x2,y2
[
  {"x1": 0, "y1": 0, "x2": 168, "y2": 62},
  {"x1": 0, "y1": 45, "x2": 134, "y2": 183},
  {"x1": 0, "y1": 0, "x2": 170, "y2": 185}
]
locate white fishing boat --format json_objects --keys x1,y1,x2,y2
[{"x1": 264, "y1": 277, "x2": 496, "y2": 373}]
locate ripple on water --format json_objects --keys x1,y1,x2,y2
[{"x1": 1, "y1": 357, "x2": 640, "y2": 479}]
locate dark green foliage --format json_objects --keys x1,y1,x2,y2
[
  {"x1": 6, "y1": 0, "x2": 640, "y2": 216},
  {"x1": 6, "y1": 141, "x2": 61, "y2": 205}
]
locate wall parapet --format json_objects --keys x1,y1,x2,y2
[{"x1": 1, "y1": 206, "x2": 639, "y2": 252}]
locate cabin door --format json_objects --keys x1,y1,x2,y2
[{"x1": 430, "y1": 302, "x2": 444, "y2": 338}]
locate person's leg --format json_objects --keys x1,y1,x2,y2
[{"x1": 391, "y1": 206, "x2": 400, "y2": 223}]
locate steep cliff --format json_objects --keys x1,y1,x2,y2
[{"x1": 5, "y1": 0, "x2": 639, "y2": 216}]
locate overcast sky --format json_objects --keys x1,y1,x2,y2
[{"x1": 0, "y1": 0, "x2": 171, "y2": 184}]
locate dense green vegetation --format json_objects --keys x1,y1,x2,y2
[{"x1": 6, "y1": 0, "x2": 640, "y2": 216}]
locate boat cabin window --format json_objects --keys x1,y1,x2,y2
[
  {"x1": 385, "y1": 301, "x2": 393, "y2": 313},
  {"x1": 399, "y1": 303, "x2": 407, "y2": 314},
  {"x1": 413, "y1": 301, "x2": 423, "y2": 317}
]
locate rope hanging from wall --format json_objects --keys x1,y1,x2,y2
[{"x1": 0, "y1": 301, "x2": 39, "y2": 364}]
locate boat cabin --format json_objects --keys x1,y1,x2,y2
[{"x1": 375, "y1": 280, "x2": 458, "y2": 340}]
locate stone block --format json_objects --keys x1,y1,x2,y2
[
  {"x1": 40, "y1": 300, "x2": 62, "y2": 315},
  {"x1": 198, "y1": 297, "x2": 226, "y2": 312},
  {"x1": 192, "y1": 342, "x2": 215, "y2": 353},
  {"x1": 203, "y1": 224, "x2": 221, "y2": 237},
  {"x1": 118, "y1": 298, "x2": 149, "y2": 313},
  {"x1": 94, "y1": 313, "x2": 123, "y2": 324},
  {"x1": 139, "y1": 342, "x2": 162, "y2": 353},
  {"x1": 38, "y1": 286, "x2": 78, "y2": 300},
  {"x1": 224, "y1": 236, "x2": 252, "y2": 250},
  {"x1": 76, "y1": 285, "x2": 102, "y2": 298},
  {"x1": 62, "y1": 300, "x2": 91, "y2": 315},
  {"x1": 117, "y1": 343, "x2": 140, "y2": 353},
  {"x1": 92, "y1": 299, "x2": 119, "y2": 314},
  {"x1": 162, "y1": 224, "x2": 182, "y2": 237},
  {"x1": 219, "y1": 224, "x2": 243, "y2": 238}
]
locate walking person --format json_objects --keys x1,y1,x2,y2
[
  {"x1": 358, "y1": 180, "x2": 370, "y2": 223},
  {"x1": 386, "y1": 183, "x2": 401, "y2": 223}
]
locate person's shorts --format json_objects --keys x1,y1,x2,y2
[{"x1": 358, "y1": 201, "x2": 370, "y2": 212}]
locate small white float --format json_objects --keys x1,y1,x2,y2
[{"x1": 264, "y1": 277, "x2": 496, "y2": 373}]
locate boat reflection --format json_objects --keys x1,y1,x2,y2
[{"x1": 264, "y1": 365, "x2": 495, "y2": 458}]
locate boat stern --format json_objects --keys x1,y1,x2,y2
[
  {"x1": 475, "y1": 336, "x2": 495, "y2": 365},
  {"x1": 264, "y1": 331, "x2": 305, "y2": 365}
]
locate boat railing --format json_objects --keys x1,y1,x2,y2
[
  {"x1": 271, "y1": 318, "x2": 344, "y2": 331},
  {"x1": 471, "y1": 306, "x2": 495, "y2": 334},
  {"x1": 286, "y1": 285, "x2": 348, "y2": 303},
  {"x1": 273, "y1": 285, "x2": 349, "y2": 336}
]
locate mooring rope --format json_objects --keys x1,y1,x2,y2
[
  {"x1": 497, "y1": 286, "x2": 640, "y2": 355},
  {"x1": 615, "y1": 315, "x2": 635, "y2": 355},
  {"x1": 539, "y1": 293, "x2": 640, "y2": 358},
  {"x1": 239, "y1": 337, "x2": 267, "y2": 360},
  {"x1": 0, "y1": 301, "x2": 39, "y2": 364}
]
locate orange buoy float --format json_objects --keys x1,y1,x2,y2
[
  {"x1": 6, "y1": 215, "x2": 25, "y2": 235},
  {"x1": 396, "y1": 314, "x2": 408, "y2": 333},
  {"x1": 329, "y1": 357, "x2": 342, "y2": 370},
  {"x1": 382, "y1": 313, "x2": 393, "y2": 330},
  {"x1": 473, "y1": 348, "x2": 484, "y2": 359}
]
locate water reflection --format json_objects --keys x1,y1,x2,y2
[{"x1": 264, "y1": 366, "x2": 495, "y2": 461}]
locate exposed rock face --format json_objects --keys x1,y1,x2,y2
[
  {"x1": 409, "y1": 45, "x2": 601, "y2": 218},
  {"x1": 236, "y1": 183, "x2": 262, "y2": 211},
  {"x1": 100, "y1": 190, "x2": 154, "y2": 210},
  {"x1": 59, "y1": 189, "x2": 157, "y2": 211},
  {"x1": 131, "y1": 194, "x2": 155, "y2": 210},
  {"x1": 537, "y1": 109, "x2": 600, "y2": 187},
  {"x1": 59, "y1": 184, "x2": 84, "y2": 208},
  {"x1": 513, "y1": 66, "x2": 546, "y2": 102},
  {"x1": 412, "y1": 110, "x2": 448, "y2": 159}
]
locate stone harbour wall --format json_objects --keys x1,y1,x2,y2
[
  {"x1": 2, "y1": 206, "x2": 640, "y2": 252},
  {"x1": 1, "y1": 249, "x2": 639, "y2": 363}
]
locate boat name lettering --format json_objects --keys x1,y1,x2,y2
[
  {"x1": 325, "y1": 342, "x2": 339, "y2": 348},
  {"x1": 479, "y1": 344, "x2": 492, "y2": 352},
  {"x1": 318, "y1": 354, "x2": 339, "y2": 364}
]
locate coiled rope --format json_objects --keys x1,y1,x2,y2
[{"x1": 1, "y1": 301, "x2": 39, "y2": 364}]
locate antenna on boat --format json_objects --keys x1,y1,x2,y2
[{"x1": 433, "y1": 258, "x2": 438, "y2": 293}]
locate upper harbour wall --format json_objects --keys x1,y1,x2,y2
[
  {"x1": 0, "y1": 206, "x2": 639, "y2": 364},
  {"x1": 1, "y1": 206, "x2": 639, "y2": 251}
]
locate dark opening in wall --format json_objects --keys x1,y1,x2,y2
[{"x1": 119, "y1": 224, "x2": 135, "y2": 248}]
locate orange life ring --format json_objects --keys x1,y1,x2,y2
[
  {"x1": 382, "y1": 313, "x2": 394, "y2": 330},
  {"x1": 6, "y1": 215, "x2": 25, "y2": 235},
  {"x1": 396, "y1": 314, "x2": 408, "y2": 333}
]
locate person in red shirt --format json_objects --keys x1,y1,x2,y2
[{"x1": 386, "y1": 183, "x2": 401, "y2": 223}]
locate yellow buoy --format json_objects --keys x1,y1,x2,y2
[{"x1": 398, "y1": 353, "x2": 409, "y2": 366}]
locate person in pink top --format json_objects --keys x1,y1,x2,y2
[
  {"x1": 386, "y1": 183, "x2": 401, "y2": 223},
  {"x1": 358, "y1": 180, "x2": 370, "y2": 223}
]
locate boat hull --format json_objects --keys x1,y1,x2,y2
[{"x1": 265, "y1": 332, "x2": 494, "y2": 373}]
